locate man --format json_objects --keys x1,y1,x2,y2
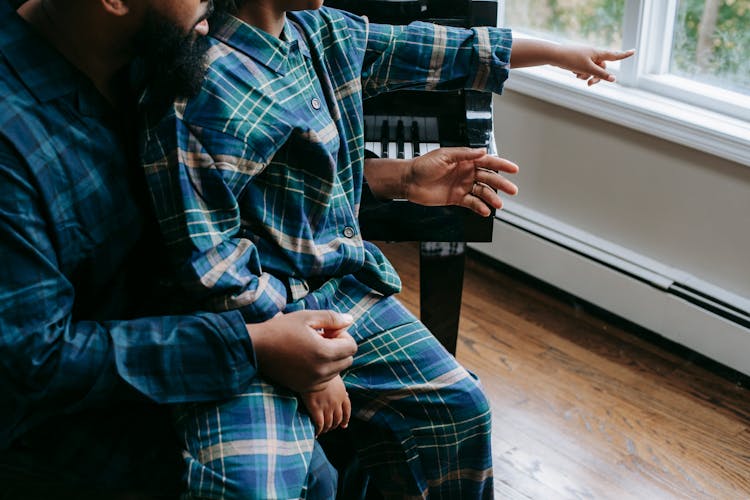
[{"x1": 0, "y1": 0, "x2": 357, "y2": 497}]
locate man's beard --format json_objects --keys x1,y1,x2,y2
[{"x1": 134, "y1": 10, "x2": 211, "y2": 100}]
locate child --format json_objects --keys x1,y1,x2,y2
[{"x1": 140, "y1": 1, "x2": 634, "y2": 498}]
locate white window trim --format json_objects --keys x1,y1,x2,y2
[
  {"x1": 505, "y1": 67, "x2": 750, "y2": 167},
  {"x1": 501, "y1": 0, "x2": 750, "y2": 168}
]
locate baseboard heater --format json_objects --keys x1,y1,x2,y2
[
  {"x1": 668, "y1": 284, "x2": 750, "y2": 331},
  {"x1": 470, "y1": 201, "x2": 750, "y2": 376}
]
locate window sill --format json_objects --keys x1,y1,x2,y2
[{"x1": 504, "y1": 66, "x2": 750, "y2": 168}]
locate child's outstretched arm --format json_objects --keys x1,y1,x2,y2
[
  {"x1": 510, "y1": 39, "x2": 635, "y2": 86},
  {"x1": 300, "y1": 374, "x2": 351, "y2": 437}
]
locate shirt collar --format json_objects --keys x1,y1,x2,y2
[
  {"x1": 210, "y1": 12, "x2": 311, "y2": 76},
  {"x1": 0, "y1": 0, "x2": 80, "y2": 103}
]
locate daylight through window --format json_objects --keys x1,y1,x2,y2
[{"x1": 503, "y1": 0, "x2": 750, "y2": 121}]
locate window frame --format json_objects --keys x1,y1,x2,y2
[{"x1": 499, "y1": 0, "x2": 750, "y2": 167}]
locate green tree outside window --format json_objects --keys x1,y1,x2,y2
[{"x1": 505, "y1": 0, "x2": 749, "y2": 94}]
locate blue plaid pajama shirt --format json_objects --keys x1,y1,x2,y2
[
  {"x1": 141, "y1": 7, "x2": 512, "y2": 499},
  {"x1": 0, "y1": 2, "x2": 310, "y2": 495}
]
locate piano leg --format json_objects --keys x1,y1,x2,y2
[{"x1": 419, "y1": 242, "x2": 466, "y2": 355}]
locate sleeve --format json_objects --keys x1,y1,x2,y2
[
  {"x1": 360, "y1": 20, "x2": 513, "y2": 98},
  {"x1": 0, "y1": 142, "x2": 258, "y2": 447},
  {"x1": 141, "y1": 101, "x2": 288, "y2": 323}
]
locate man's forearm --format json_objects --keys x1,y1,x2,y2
[
  {"x1": 1, "y1": 308, "x2": 256, "y2": 448},
  {"x1": 106, "y1": 310, "x2": 257, "y2": 404},
  {"x1": 363, "y1": 157, "x2": 412, "y2": 200}
]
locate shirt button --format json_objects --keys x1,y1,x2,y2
[
  {"x1": 343, "y1": 226, "x2": 355, "y2": 238},
  {"x1": 311, "y1": 98, "x2": 321, "y2": 110}
]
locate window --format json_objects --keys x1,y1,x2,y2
[
  {"x1": 671, "y1": 0, "x2": 749, "y2": 95},
  {"x1": 501, "y1": 0, "x2": 750, "y2": 165},
  {"x1": 505, "y1": 0, "x2": 625, "y2": 49}
]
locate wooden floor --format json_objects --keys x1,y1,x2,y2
[{"x1": 376, "y1": 242, "x2": 750, "y2": 500}]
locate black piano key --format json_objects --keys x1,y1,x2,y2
[
  {"x1": 396, "y1": 120, "x2": 406, "y2": 159},
  {"x1": 411, "y1": 120, "x2": 421, "y2": 157},
  {"x1": 380, "y1": 120, "x2": 390, "y2": 158}
]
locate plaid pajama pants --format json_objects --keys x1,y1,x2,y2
[{"x1": 175, "y1": 275, "x2": 493, "y2": 499}]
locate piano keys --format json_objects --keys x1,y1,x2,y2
[
  {"x1": 357, "y1": 88, "x2": 497, "y2": 243},
  {"x1": 364, "y1": 115, "x2": 441, "y2": 161}
]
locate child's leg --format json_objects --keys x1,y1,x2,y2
[
  {"x1": 173, "y1": 379, "x2": 337, "y2": 500},
  {"x1": 300, "y1": 276, "x2": 494, "y2": 499}
]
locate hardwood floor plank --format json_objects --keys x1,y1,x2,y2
[{"x1": 375, "y1": 242, "x2": 750, "y2": 500}]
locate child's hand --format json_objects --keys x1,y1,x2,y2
[
  {"x1": 300, "y1": 375, "x2": 351, "y2": 437},
  {"x1": 555, "y1": 46, "x2": 635, "y2": 86}
]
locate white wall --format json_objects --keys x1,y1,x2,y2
[{"x1": 473, "y1": 91, "x2": 750, "y2": 374}]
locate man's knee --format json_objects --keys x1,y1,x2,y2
[
  {"x1": 182, "y1": 441, "x2": 337, "y2": 500},
  {"x1": 470, "y1": 373, "x2": 492, "y2": 412},
  {"x1": 305, "y1": 441, "x2": 339, "y2": 500},
  {"x1": 455, "y1": 371, "x2": 493, "y2": 428}
]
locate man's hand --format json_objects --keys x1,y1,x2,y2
[
  {"x1": 248, "y1": 310, "x2": 357, "y2": 393},
  {"x1": 404, "y1": 147, "x2": 519, "y2": 216}
]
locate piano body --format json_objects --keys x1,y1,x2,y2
[{"x1": 327, "y1": 0, "x2": 500, "y2": 354}]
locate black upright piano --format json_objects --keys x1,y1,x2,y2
[{"x1": 327, "y1": 0, "x2": 500, "y2": 354}]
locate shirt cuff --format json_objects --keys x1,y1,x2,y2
[{"x1": 481, "y1": 27, "x2": 513, "y2": 93}]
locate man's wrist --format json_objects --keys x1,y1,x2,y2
[
  {"x1": 246, "y1": 322, "x2": 267, "y2": 363},
  {"x1": 364, "y1": 157, "x2": 411, "y2": 201},
  {"x1": 399, "y1": 158, "x2": 414, "y2": 201}
]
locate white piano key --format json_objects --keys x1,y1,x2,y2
[
  {"x1": 365, "y1": 141, "x2": 378, "y2": 157},
  {"x1": 387, "y1": 142, "x2": 398, "y2": 159},
  {"x1": 404, "y1": 142, "x2": 414, "y2": 159},
  {"x1": 425, "y1": 142, "x2": 440, "y2": 153}
]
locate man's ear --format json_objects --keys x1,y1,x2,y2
[{"x1": 100, "y1": 0, "x2": 130, "y2": 16}]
